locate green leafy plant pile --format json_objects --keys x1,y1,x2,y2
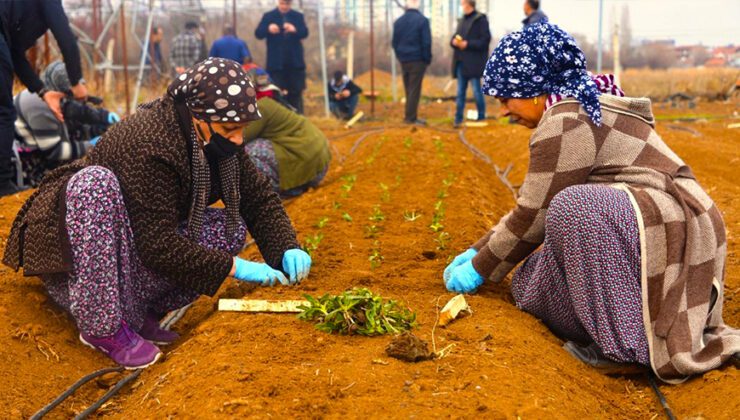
[{"x1": 298, "y1": 288, "x2": 417, "y2": 336}]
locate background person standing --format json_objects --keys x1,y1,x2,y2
[
  {"x1": 450, "y1": 0, "x2": 491, "y2": 127},
  {"x1": 0, "y1": 0, "x2": 88, "y2": 196},
  {"x1": 169, "y1": 21, "x2": 202, "y2": 76},
  {"x1": 210, "y1": 26, "x2": 252, "y2": 64},
  {"x1": 523, "y1": 0, "x2": 548, "y2": 27},
  {"x1": 392, "y1": 0, "x2": 432, "y2": 125},
  {"x1": 255, "y1": 0, "x2": 309, "y2": 114}
]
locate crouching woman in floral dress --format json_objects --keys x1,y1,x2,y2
[
  {"x1": 443, "y1": 22, "x2": 740, "y2": 383},
  {"x1": 3, "y1": 58, "x2": 312, "y2": 369}
]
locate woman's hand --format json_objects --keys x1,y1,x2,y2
[
  {"x1": 445, "y1": 260, "x2": 484, "y2": 294},
  {"x1": 443, "y1": 248, "x2": 477, "y2": 282},
  {"x1": 232, "y1": 257, "x2": 289, "y2": 286},
  {"x1": 282, "y1": 249, "x2": 311, "y2": 284}
]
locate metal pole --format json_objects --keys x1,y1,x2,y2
[
  {"x1": 232, "y1": 0, "x2": 237, "y2": 36},
  {"x1": 369, "y1": 0, "x2": 375, "y2": 116},
  {"x1": 317, "y1": 0, "x2": 330, "y2": 117},
  {"x1": 388, "y1": 0, "x2": 397, "y2": 102},
  {"x1": 120, "y1": 1, "x2": 131, "y2": 116},
  {"x1": 132, "y1": 0, "x2": 155, "y2": 112},
  {"x1": 92, "y1": 0, "x2": 101, "y2": 89},
  {"x1": 597, "y1": 0, "x2": 603, "y2": 72}
]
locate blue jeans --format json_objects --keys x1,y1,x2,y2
[
  {"x1": 329, "y1": 94, "x2": 359, "y2": 120},
  {"x1": 454, "y1": 62, "x2": 485, "y2": 124}
]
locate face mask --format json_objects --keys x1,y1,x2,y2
[{"x1": 199, "y1": 122, "x2": 240, "y2": 160}]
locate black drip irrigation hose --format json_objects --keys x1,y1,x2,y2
[
  {"x1": 31, "y1": 366, "x2": 124, "y2": 419},
  {"x1": 646, "y1": 373, "x2": 677, "y2": 420},
  {"x1": 74, "y1": 369, "x2": 143, "y2": 420}
]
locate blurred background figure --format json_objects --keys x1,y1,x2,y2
[
  {"x1": 13, "y1": 61, "x2": 119, "y2": 187},
  {"x1": 146, "y1": 26, "x2": 165, "y2": 82},
  {"x1": 328, "y1": 70, "x2": 362, "y2": 120},
  {"x1": 255, "y1": 0, "x2": 309, "y2": 114},
  {"x1": 210, "y1": 26, "x2": 252, "y2": 64},
  {"x1": 169, "y1": 21, "x2": 201, "y2": 76},
  {"x1": 523, "y1": 0, "x2": 548, "y2": 27},
  {"x1": 0, "y1": 0, "x2": 88, "y2": 196},
  {"x1": 243, "y1": 97, "x2": 331, "y2": 198},
  {"x1": 392, "y1": 0, "x2": 432, "y2": 126},
  {"x1": 450, "y1": 0, "x2": 491, "y2": 128}
]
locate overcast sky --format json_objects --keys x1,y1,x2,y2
[{"x1": 488, "y1": 0, "x2": 740, "y2": 46}]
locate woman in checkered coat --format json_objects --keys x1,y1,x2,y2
[{"x1": 443, "y1": 22, "x2": 740, "y2": 382}]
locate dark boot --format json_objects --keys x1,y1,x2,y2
[{"x1": 0, "y1": 156, "x2": 23, "y2": 197}]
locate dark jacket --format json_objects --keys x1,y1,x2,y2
[
  {"x1": 392, "y1": 9, "x2": 432, "y2": 64},
  {"x1": 254, "y1": 8, "x2": 309, "y2": 72},
  {"x1": 450, "y1": 11, "x2": 491, "y2": 79},
  {"x1": 0, "y1": 0, "x2": 82, "y2": 93},
  {"x1": 522, "y1": 9, "x2": 548, "y2": 27},
  {"x1": 327, "y1": 79, "x2": 362, "y2": 103},
  {"x1": 3, "y1": 97, "x2": 300, "y2": 296}
]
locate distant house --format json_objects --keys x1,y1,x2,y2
[{"x1": 704, "y1": 45, "x2": 740, "y2": 67}]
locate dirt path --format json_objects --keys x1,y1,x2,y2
[{"x1": 0, "y1": 103, "x2": 737, "y2": 418}]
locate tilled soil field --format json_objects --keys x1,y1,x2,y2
[{"x1": 1, "y1": 102, "x2": 738, "y2": 418}]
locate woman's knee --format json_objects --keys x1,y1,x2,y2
[{"x1": 67, "y1": 166, "x2": 121, "y2": 202}]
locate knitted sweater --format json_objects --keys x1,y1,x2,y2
[
  {"x1": 3, "y1": 97, "x2": 300, "y2": 296},
  {"x1": 471, "y1": 95, "x2": 739, "y2": 382}
]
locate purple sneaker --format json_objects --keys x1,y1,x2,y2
[
  {"x1": 79, "y1": 321, "x2": 162, "y2": 369},
  {"x1": 139, "y1": 313, "x2": 180, "y2": 345}
]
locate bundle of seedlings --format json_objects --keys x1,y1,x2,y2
[{"x1": 298, "y1": 288, "x2": 417, "y2": 335}]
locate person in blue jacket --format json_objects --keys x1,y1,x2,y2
[
  {"x1": 392, "y1": 0, "x2": 432, "y2": 125},
  {"x1": 0, "y1": 0, "x2": 88, "y2": 196},
  {"x1": 209, "y1": 26, "x2": 252, "y2": 64},
  {"x1": 255, "y1": 0, "x2": 309, "y2": 114}
]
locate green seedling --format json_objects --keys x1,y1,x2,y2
[
  {"x1": 369, "y1": 243, "x2": 384, "y2": 269},
  {"x1": 302, "y1": 232, "x2": 324, "y2": 257},
  {"x1": 342, "y1": 212, "x2": 353, "y2": 222},
  {"x1": 315, "y1": 217, "x2": 329, "y2": 229},
  {"x1": 365, "y1": 224, "x2": 380, "y2": 238},
  {"x1": 297, "y1": 288, "x2": 417, "y2": 335},
  {"x1": 403, "y1": 210, "x2": 421, "y2": 222},
  {"x1": 369, "y1": 205, "x2": 385, "y2": 222},
  {"x1": 403, "y1": 136, "x2": 412, "y2": 149},
  {"x1": 435, "y1": 232, "x2": 450, "y2": 250},
  {"x1": 437, "y1": 189, "x2": 449, "y2": 199},
  {"x1": 379, "y1": 183, "x2": 390, "y2": 202},
  {"x1": 333, "y1": 201, "x2": 342, "y2": 210},
  {"x1": 429, "y1": 220, "x2": 445, "y2": 233}
]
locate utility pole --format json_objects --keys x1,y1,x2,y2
[
  {"x1": 597, "y1": 0, "x2": 603, "y2": 73},
  {"x1": 388, "y1": 0, "x2": 397, "y2": 102},
  {"x1": 612, "y1": 21, "x2": 621, "y2": 85}
]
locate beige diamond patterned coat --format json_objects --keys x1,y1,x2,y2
[{"x1": 471, "y1": 95, "x2": 740, "y2": 382}]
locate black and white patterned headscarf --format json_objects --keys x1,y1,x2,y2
[{"x1": 167, "y1": 58, "x2": 260, "y2": 241}]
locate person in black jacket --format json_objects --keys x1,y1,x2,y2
[
  {"x1": 392, "y1": 0, "x2": 432, "y2": 125},
  {"x1": 255, "y1": 0, "x2": 309, "y2": 114},
  {"x1": 328, "y1": 71, "x2": 362, "y2": 120},
  {"x1": 450, "y1": 0, "x2": 491, "y2": 127},
  {"x1": 0, "y1": 0, "x2": 88, "y2": 196},
  {"x1": 523, "y1": 0, "x2": 548, "y2": 28}
]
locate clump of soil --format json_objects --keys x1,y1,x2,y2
[{"x1": 385, "y1": 333, "x2": 435, "y2": 362}]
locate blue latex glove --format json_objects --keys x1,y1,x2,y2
[
  {"x1": 89, "y1": 136, "x2": 101, "y2": 146},
  {"x1": 233, "y1": 257, "x2": 288, "y2": 286},
  {"x1": 107, "y1": 112, "x2": 121, "y2": 124},
  {"x1": 443, "y1": 248, "x2": 477, "y2": 282},
  {"x1": 282, "y1": 248, "x2": 312, "y2": 284},
  {"x1": 445, "y1": 260, "x2": 484, "y2": 294}
]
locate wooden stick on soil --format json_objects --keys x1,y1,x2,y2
[{"x1": 217, "y1": 299, "x2": 308, "y2": 313}]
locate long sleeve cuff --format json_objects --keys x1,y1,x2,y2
[
  {"x1": 471, "y1": 230, "x2": 494, "y2": 251},
  {"x1": 471, "y1": 243, "x2": 516, "y2": 283}
]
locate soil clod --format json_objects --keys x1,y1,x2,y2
[{"x1": 386, "y1": 333, "x2": 435, "y2": 362}]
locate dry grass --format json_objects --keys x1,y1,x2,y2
[{"x1": 620, "y1": 68, "x2": 739, "y2": 100}]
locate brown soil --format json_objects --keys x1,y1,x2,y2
[{"x1": 0, "y1": 102, "x2": 738, "y2": 419}]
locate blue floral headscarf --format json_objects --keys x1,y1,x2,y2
[{"x1": 483, "y1": 22, "x2": 603, "y2": 125}]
